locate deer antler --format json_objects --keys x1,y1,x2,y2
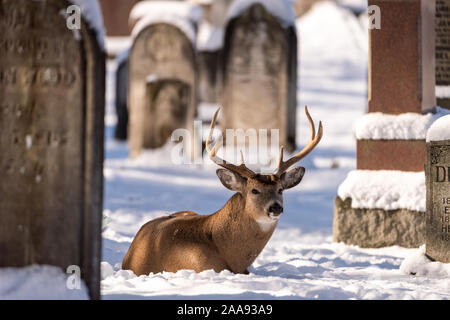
[
  {"x1": 205, "y1": 108, "x2": 256, "y2": 179},
  {"x1": 275, "y1": 106, "x2": 323, "y2": 177}
]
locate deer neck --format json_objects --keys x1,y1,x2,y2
[{"x1": 206, "y1": 193, "x2": 276, "y2": 273}]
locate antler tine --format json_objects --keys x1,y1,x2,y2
[
  {"x1": 205, "y1": 107, "x2": 256, "y2": 179},
  {"x1": 275, "y1": 106, "x2": 323, "y2": 177}
]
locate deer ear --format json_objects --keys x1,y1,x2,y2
[
  {"x1": 280, "y1": 167, "x2": 305, "y2": 190},
  {"x1": 216, "y1": 169, "x2": 245, "y2": 191}
]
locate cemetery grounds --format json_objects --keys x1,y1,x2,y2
[{"x1": 99, "y1": 2, "x2": 450, "y2": 299}]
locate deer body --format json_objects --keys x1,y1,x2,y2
[
  {"x1": 122, "y1": 107, "x2": 322, "y2": 276},
  {"x1": 122, "y1": 193, "x2": 276, "y2": 275}
]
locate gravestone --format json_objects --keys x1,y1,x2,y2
[
  {"x1": 115, "y1": 50, "x2": 129, "y2": 140},
  {"x1": 221, "y1": 3, "x2": 297, "y2": 152},
  {"x1": 426, "y1": 138, "x2": 450, "y2": 263},
  {"x1": 0, "y1": 0, "x2": 105, "y2": 299},
  {"x1": 129, "y1": 23, "x2": 196, "y2": 157},
  {"x1": 436, "y1": 0, "x2": 450, "y2": 110},
  {"x1": 197, "y1": 50, "x2": 222, "y2": 103},
  {"x1": 143, "y1": 79, "x2": 190, "y2": 148}
]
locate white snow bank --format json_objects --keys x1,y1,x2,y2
[
  {"x1": 226, "y1": 0, "x2": 296, "y2": 28},
  {"x1": 354, "y1": 108, "x2": 450, "y2": 140},
  {"x1": 70, "y1": 0, "x2": 105, "y2": 50},
  {"x1": 197, "y1": 22, "x2": 224, "y2": 51},
  {"x1": 400, "y1": 245, "x2": 450, "y2": 277},
  {"x1": 131, "y1": 9, "x2": 197, "y2": 45},
  {"x1": 337, "y1": 170, "x2": 425, "y2": 212},
  {"x1": 0, "y1": 265, "x2": 89, "y2": 299},
  {"x1": 426, "y1": 115, "x2": 450, "y2": 142},
  {"x1": 130, "y1": 1, "x2": 202, "y2": 24}
]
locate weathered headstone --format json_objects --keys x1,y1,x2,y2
[
  {"x1": 115, "y1": 50, "x2": 129, "y2": 140},
  {"x1": 143, "y1": 78, "x2": 190, "y2": 148},
  {"x1": 426, "y1": 135, "x2": 450, "y2": 263},
  {"x1": 129, "y1": 22, "x2": 196, "y2": 157},
  {"x1": 221, "y1": 3, "x2": 297, "y2": 152},
  {"x1": 436, "y1": 0, "x2": 450, "y2": 110},
  {"x1": 197, "y1": 50, "x2": 222, "y2": 104},
  {"x1": 0, "y1": 0, "x2": 105, "y2": 299},
  {"x1": 196, "y1": 1, "x2": 226, "y2": 105}
]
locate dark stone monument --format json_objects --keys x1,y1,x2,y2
[
  {"x1": 129, "y1": 23, "x2": 196, "y2": 157},
  {"x1": 0, "y1": 0, "x2": 105, "y2": 299},
  {"x1": 426, "y1": 139, "x2": 450, "y2": 263},
  {"x1": 197, "y1": 50, "x2": 222, "y2": 104},
  {"x1": 436, "y1": 0, "x2": 450, "y2": 110},
  {"x1": 221, "y1": 3, "x2": 297, "y2": 152},
  {"x1": 334, "y1": 198, "x2": 426, "y2": 248},
  {"x1": 115, "y1": 50, "x2": 129, "y2": 141}
]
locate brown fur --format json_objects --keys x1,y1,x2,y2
[{"x1": 122, "y1": 193, "x2": 276, "y2": 275}]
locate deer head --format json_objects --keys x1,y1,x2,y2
[{"x1": 206, "y1": 106, "x2": 323, "y2": 225}]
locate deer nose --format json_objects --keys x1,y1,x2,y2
[{"x1": 269, "y1": 203, "x2": 283, "y2": 215}]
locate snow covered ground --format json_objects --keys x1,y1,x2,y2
[{"x1": 100, "y1": 2, "x2": 450, "y2": 300}]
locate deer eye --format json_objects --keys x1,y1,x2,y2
[
  {"x1": 251, "y1": 189, "x2": 260, "y2": 195},
  {"x1": 278, "y1": 189, "x2": 283, "y2": 194}
]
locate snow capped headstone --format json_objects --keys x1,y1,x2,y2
[
  {"x1": 129, "y1": 21, "x2": 196, "y2": 156},
  {"x1": 0, "y1": 0, "x2": 105, "y2": 299},
  {"x1": 143, "y1": 79, "x2": 191, "y2": 148},
  {"x1": 425, "y1": 116, "x2": 450, "y2": 263},
  {"x1": 129, "y1": 1, "x2": 201, "y2": 39},
  {"x1": 436, "y1": 0, "x2": 450, "y2": 110},
  {"x1": 221, "y1": 2, "x2": 297, "y2": 152}
]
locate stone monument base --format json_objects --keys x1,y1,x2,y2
[{"x1": 333, "y1": 197, "x2": 425, "y2": 248}]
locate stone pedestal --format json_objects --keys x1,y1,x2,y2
[
  {"x1": 357, "y1": 140, "x2": 426, "y2": 171},
  {"x1": 334, "y1": 198, "x2": 425, "y2": 248},
  {"x1": 0, "y1": 0, "x2": 105, "y2": 299},
  {"x1": 425, "y1": 140, "x2": 450, "y2": 263}
]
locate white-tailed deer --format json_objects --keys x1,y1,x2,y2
[{"x1": 122, "y1": 106, "x2": 323, "y2": 276}]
